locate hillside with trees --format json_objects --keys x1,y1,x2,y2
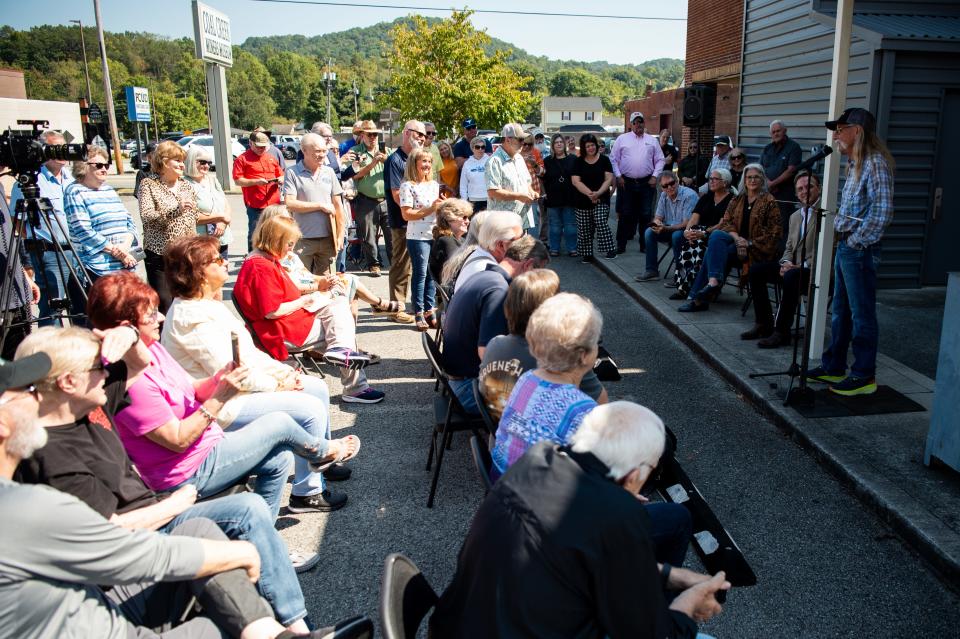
[{"x1": 0, "y1": 17, "x2": 682, "y2": 137}]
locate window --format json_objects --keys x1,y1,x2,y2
[
  {"x1": 585, "y1": 112, "x2": 595, "y2": 121},
  {"x1": 561, "y1": 111, "x2": 571, "y2": 121}
]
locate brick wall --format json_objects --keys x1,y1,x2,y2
[{"x1": 623, "y1": 88, "x2": 685, "y2": 145}]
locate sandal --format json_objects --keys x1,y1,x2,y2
[
  {"x1": 424, "y1": 309, "x2": 439, "y2": 329},
  {"x1": 415, "y1": 313, "x2": 429, "y2": 332},
  {"x1": 372, "y1": 298, "x2": 401, "y2": 314},
  {"x1": 310, "y1": 434, "x2": 361, "y2": 472}
]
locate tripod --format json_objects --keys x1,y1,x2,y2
[
  {"x1": 0, "y1": 170, "x2": 92, "y2": 353},
  {"x1": 748, "y1": 187, "x2": 828, "y2": 407}
]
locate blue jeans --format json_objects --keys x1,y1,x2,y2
[
  {"x1": 29, "y1": 250, "x2": 87, "y2": 326},
  {"x1": 246, "y1": 206, "x2": 264, "y2": 251},
  {"x1": 406, "y1": 239, "x2": 435, "y2": 314},
  {"x1": 646, "y1": 502, "x2": 693, "y2": 567},
  {"x1": 688, "y1": 230, "x2": 738, "y2": 298},
  {"x1": 226, "y1": 375, "x2": 331, "y2": 499},
  {"x1": 164, "y1": 492, "x2": 307, "y2": 626},
  {"x1": 822, "y1": 242, "x2": 880, "y2": 378},
  {"x1": 526, "y1": 202, "x2": 541, "y2": 240},
  {"x1": 547, "y1": 206, "x2": 577, "y2": 253},
  {"x1": 182, "y1": 412, "x2": 330, "y2": 520},
  {"x1": 449, "y1": 377, "x2": 479, "y2": 414},
  {"x1": 644, "y1": 228, "x2": 684, "y2": 273}
]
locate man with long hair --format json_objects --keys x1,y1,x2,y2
[{"x1": 806, "y1": 107, "x2": 894, "y2": 396}]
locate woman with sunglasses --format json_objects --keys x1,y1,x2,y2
[
  {"x1": 184, "y1": 146, "x2": 233, "y2": 256},
  {"x1": 64, "y1": 145, "x2": 140, "y2": 281},
  {"x1": 399, "y1": 147, "x2": 444, "y2": 331},
  {"x1": 728, "y1": 148, "x2": 747, "y2": 191},
  {"x1": 678, "y1": 141, "x2": 703, "y2": 189},
  {"x1": 459, "y1": 137, "x2": 489, "y2": 213}
]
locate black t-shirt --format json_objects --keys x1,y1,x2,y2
[
  {"x1": 15, "y1": 362, "x2": 159, "y2": 518},
  {"x1": 661, "y1": 143, "x2": 679, "y2": 171},
  {"x1": 572, "y1": 154, "x2": 613, "y2": 209},
  {"x1": 692, "y1": 191, "x2": 733, "y2": 229},
  {"x1": 442, "y1": 264, "x2": 511, "y2": 379},
  {"x1": 383, "y1": 147, "x2": 409, "y2": 229},
  {"x1": 429, "y1": 234, "x2": 461, "y2": 284},
  {"x1": 542, "y1": 154, "x2": 577, "y2": 208}
]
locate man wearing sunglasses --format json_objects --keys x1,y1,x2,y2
[
  {"x1": 342, "y1": 120, "x2": 392, "y2": 277},
  {"x1": 636, "y1": 173, "x2": 697, "y2": 282},
  {"x1": 453, "y1": 118, "x2": 492, "y2": 171}
]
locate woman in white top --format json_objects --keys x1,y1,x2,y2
[
  {"x1": 458, "y1": 137, "x2": 489, "y2": 213},
  {"x1": 399, "y1": 147, "x2": 446, "y2": 331},
  {"x1": 183, "y1": 145, "x2": 233, "y2": 255}
]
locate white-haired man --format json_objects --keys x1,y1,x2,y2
[
  {"x1": 0, "y1": 352, "x2": 344, "y2": 638},
  {"x1": 284, "y1": 132, "x2": 345, "y2": 276},
  {"x1": 485, "y1": 123, "x2": 539, "y2": 232},
  {"x1": 431, "y1": 401, "x2": 730, "y2": 638},
  {"x1": 452, "y1": 210, "x2": 523, "y2": 293}
]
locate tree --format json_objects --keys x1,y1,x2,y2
[
  {"x1": 388, "y1": 10, "x2": 536, "y2": 137},
  {"x1": 264, "y1": 51, "x2": 320, "y2": 120},
  {"x1": 151, "y1": 91, "x2": 207, "y2": 133},
  {"x1": 548, "y1": 68, "x2": 605, "y2": 98},
  {"x1": 227, "y1": 48, "x2": 276, "y2": 130}
]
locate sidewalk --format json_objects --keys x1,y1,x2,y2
[{"x1": 592, "y1": 245, "x2": 960, "y2": 587}]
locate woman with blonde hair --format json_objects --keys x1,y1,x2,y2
[
  {"x1": 137, "y1": 139, "x2": 197, "y2": 311},
  {"x1": 399, "y1": 147, "x2": 445, "y2": 330},
  {"x1": 437, "y1": 140, "x2": 459, "y2": 195},
  {"x1": 429, "y1": 198, "x2": 472, "y2": 284},
  {"x1": 183, "y1": 145, "x2": 232, "y2": 255}
]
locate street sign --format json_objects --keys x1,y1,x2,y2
[
  {"x1": 192, "y1": 1, "x2": 233, "y2": 68},
  {"x1": 87, "y1": 103, "x2": 102, "y2": 122},
  {"x1": 124, "y1": 87, "x2": 151, "y2": 122}
]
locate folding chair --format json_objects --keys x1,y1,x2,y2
[
  {"x1": 230, "y1": 296, "x2": 326, "y2": 378},
  {"x1": 421, "y1": 332, "x2": 487, "y2": 507},
  {"x1": 322, "y1": 615, "x2": 374, "y2": 639},
  {"x1": 657, "y1": 241, "x2": 676, "y2": 280},
  {"x1": 379, "y1": 553, "x2": 439, "y2": 639},
  {"x1": 469, "y1": 434, "x2": 494, "y2": 494},
  {"x1": 471, "y1": 378, "x2": 498, "y2": 436}
]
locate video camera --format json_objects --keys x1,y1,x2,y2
[{"x1": 0, "y1": 120, "x2": 87, "y2": 176}]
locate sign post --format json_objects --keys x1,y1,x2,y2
[
  {"x1": 125, "y1": 86, "x2": 151, "y2": 166},
  {"x1": 192, "y1": 1, "x2": 234, "y2": 191}
]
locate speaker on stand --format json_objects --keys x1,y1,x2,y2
[{"x1": 684, "y1": 84, "x2": 717, "y2": 187}]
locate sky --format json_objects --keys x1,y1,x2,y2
[{"x1": 1, "y1": 0, "x2": 687, "y2": 66}]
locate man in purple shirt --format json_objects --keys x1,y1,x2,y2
[{"x1": 611, "y1": 112, "x2": 665, "y2": 254}]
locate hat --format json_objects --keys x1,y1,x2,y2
[
  {"x1": 462, "y1": 118, "x2": 477, "y2": 129},
  {"x1": 534, "y1": 132, "x2": 544, "y2": 139},
  {"x1": 250, "y1": 132, "x2": 270, "y2": 147},
  {"x1": 825, "y1": 107, "x2": 876, "y2": 134},
  {"x1": 630, "y1": 112, "x2": 645, "y2": 122},
  {"x1": 0, "y1": 353, "x2": 51, "y2": 394},
  {"x1": 714, "y1": 135, "x2": 732, "y2": 147},
  {"x1": 501, "y1": 123, "x2": 526, "y2": 139},
  {"x1": 357, "y1": 120, "x2": 382, "y2": 134}
]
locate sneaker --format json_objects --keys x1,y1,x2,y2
[
  {"x1": 740, "y1": 324, "x2": 773, "y2": 340},
  {"x1": 369, "y1": 265, "x2": 382, "y2": 277},
  {"x1": 830, "y1": 376, "x2": 878, "y2": 396},
  {"x1": 758, "y1": 331, "x2": 790, "y2": 349},
  {"x1": 392, "y1": 311, "x2": 415, "y2": 324},
  {"x1": 287, "y1": 490, "x2": 348, "y2": 513},
  {"x1": 323, "y1": 348, "x2": 371, "y2": 370},
  {"x1": 803, "y1": 366, "x2": 846, "y2": 384},
  {"x1": 288, "y1": 550, "x2": 321, "y2": 573},
  {"x1": 634, "y1": 270, "x2": 659, "y2": 282},
  {"x1": 549, "y1": 250, "x2": 560, "y2": 257},
  {"x1": 664, "y1": 280, "x2": 678, "y2": 288},
  {"x1": 616, "y1": 247, "x2": 626, "y2": 255},
  {"x1": 342, "y1": 387, "x2": 385, "y2": 404},
  {"x1": 604, "y1": 250, "x2": 618, "y2": 260},
  {"x1": 668, "y1": 292, "x2": 685, "y2": 300},
  {"x1": 580, "y1": 255, "x2": 595, "y2": 263},
  {"x1": 568, "y1": 251, "x2": 578, "y2": 257}
]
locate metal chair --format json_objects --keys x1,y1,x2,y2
[
  {"x1": 471, "y1": 378, "x2": 498, "y2": 435},
  {"x1": 379, "y1": 553, "x2": 439, "y2": 639},
  {"x1": 230, "y1": 296, "x2": 326, "y2": 378},
  {"x1": 469, "y1": 434, "x2": 494, "y2": 494},
  {"x1": 321, "y1": 615, "x2": 375, "y2": 639},
  {"x1": 421, "y1": 332, "x2": 487, "y2": 507}
]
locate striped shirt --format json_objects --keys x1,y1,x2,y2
[
  {"x1": 835, "y1": 152, "x2": 894, "y2": 249},
  {"x1": 64, "y1": 182, "x2": 138, "y2": 275},
  {"x1": 655, "y1": 184, "x2": 698, "y2": 226},
  {"x1": 706, "y1": 152, "x2": 731, "y2": 179}
]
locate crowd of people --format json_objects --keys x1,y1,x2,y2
[{"x1": 0, "y1": 103, "x2": 893, "y2": 636}]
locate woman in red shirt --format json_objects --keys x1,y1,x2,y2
[{"x1": 233, "y1": 216, "x2": 385, "y2": 404}]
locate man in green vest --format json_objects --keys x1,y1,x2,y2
[{"x1": 342, "y1": 120, "x2": 392, "y2": 279}]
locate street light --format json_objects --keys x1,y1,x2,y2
[{"x1": 69, "y1": 19, "x2": 93, "y2": 104}]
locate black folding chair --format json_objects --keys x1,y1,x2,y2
[
  {"x1": 471, "y1": 378, "x2": 498, "y2": 436},
  {"x1": 469, "y1": 434, "x2": 494, "y2": 494},
  {"x1": 319, "y1": 615, "x2": 374, "y2": 639},
  {"x1": 230, "y1": 296, "x2": 326, "y2": 378},
  {"x1": 379, "y1": 553, "x2": 439, "y2": 639},
  {"x1": 421, "y1": 332, "x2": 487, "y2": 507}
]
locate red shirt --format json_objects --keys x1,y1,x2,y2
[
  {"x1": 233, "y1": 254, "x2": 314, "y2": 359},
  {"x1": 232, "y1": 149, "x2": 282, "y2": 208}
]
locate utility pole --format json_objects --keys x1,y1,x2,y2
[
  {"x1": 70, "y1": 19, "x2": 93, "y2": 104},
  {"x1": 352, "y1": 80, "x2": 359, "y2": 121},
  {"x1": 323, "y1": 59, "x2": 336, "y2": 124},
  {"x1": 92, "y1": 0, "x2": 123, "y2": 174}
]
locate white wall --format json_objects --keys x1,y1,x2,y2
[{"x1": 0, "y1": 98, "x2": 84, "y2": 144}]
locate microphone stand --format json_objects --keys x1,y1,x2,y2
[{"x1": 749, "y1": 187, "x2": 827, "y2": 408}]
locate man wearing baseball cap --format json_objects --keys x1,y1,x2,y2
[
  {"x1": 485, "y1": 123, "x2": 539, "y2": 230},
  {"x1": 704, "y1": 135, "x2": 733, "y2": 189},
  {"x1": 805, "y1": 107, "x2": 894, "y2": 396},
  {"x1": 610, "y1": 112, "x2": 665, "y2": 254},
  {"x1": 453, "y1": 118, "x2": 492, "y2": 171},
  {"x1": 233, "y1": 130, "x2": 284, "y2": 250}
]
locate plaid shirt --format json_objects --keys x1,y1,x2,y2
[
  {"x1": 835, "y1": 152, "x2": 894, "y2": 249},
  {"x1": 706, "y1": 152, "x2": 731, "y2": 179}
]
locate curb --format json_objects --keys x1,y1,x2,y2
[{"x1": 592, "y1": 256, "x2": 960, "y2": 588}]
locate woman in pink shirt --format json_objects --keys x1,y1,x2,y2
[{"x1": 87, "y1": 272, "x2": 360, "y2": 518}]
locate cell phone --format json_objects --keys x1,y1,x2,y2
[
  {"x1": 129, "y1": 246, "x2": 146, "y2": 262},
  {"x1": 378, "y1": 140, "x2": 386, "y2": 153},
  {"x1": 268, "y1": 177, "x2": 280, "y2": 183},
  {"x1": 231, "y1": 332, "x2": 241, "y2": 366}
]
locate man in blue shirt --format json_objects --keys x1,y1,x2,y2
[
  {"x1": 9, "y1": 130, "x2": 87, "y2": 326},
  {"x1": 806, "y1": 107, "x2": 894, "y2": 396},
  {"x1": 453, "y1": 118, "x2": 492, "y2": 172},
  {"x1": 636, "y1": 173, "x2": 698, "y2": 282}
]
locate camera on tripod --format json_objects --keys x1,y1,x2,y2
[{"x1": 0, "y1": 120, "x2": 87, "y2": 175}]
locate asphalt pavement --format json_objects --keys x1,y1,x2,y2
[{"x1": 112, "y1": 190, "x2": 960, "y2": 637}]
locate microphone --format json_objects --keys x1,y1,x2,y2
[{"x1": 795, "y1": 145, "x2": 833, "y2": 173}]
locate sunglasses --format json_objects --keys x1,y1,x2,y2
[
  {"x1": 405, "y1": 129, "x2": 425, "y2": 138},
  {"x1": 425, "y1": 131, "x2": 436, "y2": 137},
  {"x1": 730, "y1": 154, "x2": 745, "y2": 160},
  {"x1": 0, "y1": 384, "x2": 38, "y2": 406},
  {"x1": 197, "y1": 159, "x2": 212, "y2": 166},
  {"x1": 87, "y1": 162, "x2": 109, "y2": 170},
  {"x1": 208, "y1": 255, "x2": 227, "y2": 266},
  {"x1": 662, "y1": 181, "x2": 678, "y2": 188}
]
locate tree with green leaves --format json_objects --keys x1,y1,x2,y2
[
  {"x1": 226, "y1": 48, "x2": 277, "y2": 130},
  {"x1": 264, "y1": 51, "x2": 321, "y2": 120},
  {"x1": 388, "y1": 10, "x2": 536, "y2": 137}
]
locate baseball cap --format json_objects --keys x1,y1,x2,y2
[
  {"x1": 250, "y1": 132, "x2": 270, "y2": 147},
  {"x1": 825, "y1": 107, "x2": 876, "y2": 134},
  {"x1": 714, "y1": 135, "x2": 732, "y2": 147},
  {"x1": 0, "y1": 353, "x2": 51, "y2": 394},
  {"x1": 630, "y1": 112, "x2": 645, "y2": 122},
  {"x1": 462, "y1": 118, "x2": 477, "y2": 129},
  {"x1": 501, "y1": 123, "x2": 526, "y2": 139}
]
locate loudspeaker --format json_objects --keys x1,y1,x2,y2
[{"x1": 684, "y1": 84, "x2": 716, "y2": 128}]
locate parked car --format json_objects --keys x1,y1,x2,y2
[
  {"x1": 176, "y1": 135, "x2": 245, "y2": 170},
  {"x1": 270, "y1": 134, "x2": 301, "y2": 160}
]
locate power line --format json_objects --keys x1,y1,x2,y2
[{"x1": 246, "y1": 0, "x2": 686, "y2": 21}]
